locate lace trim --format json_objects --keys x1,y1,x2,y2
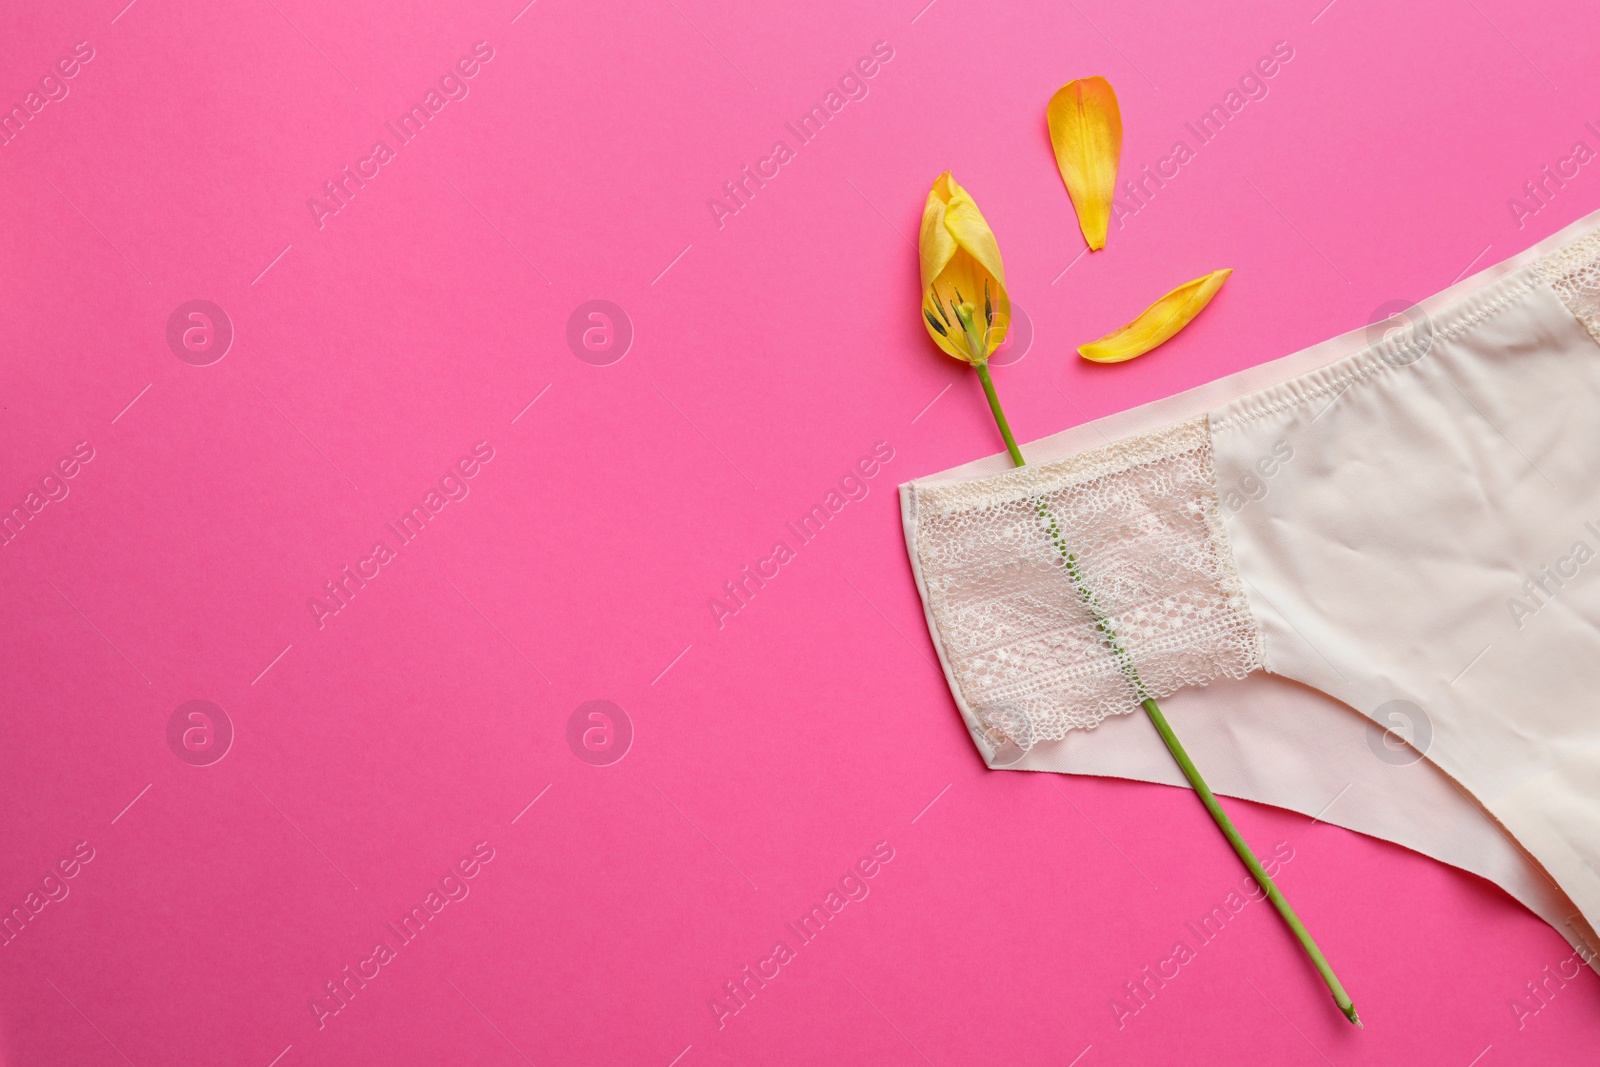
[
  {"x1": 1538, "y1": 227, "x2": 1600, "y2": 347},
  {"x1": 910, "y1": 416, "x2": 1263, "y2": 750}
]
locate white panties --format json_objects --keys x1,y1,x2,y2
[{"x1": 902, "y1": 208, "x2": 1600, "y2": 968}]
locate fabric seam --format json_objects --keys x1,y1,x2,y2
[{"x1": 1210, "y1": 274, "x2": 1539, "y2": 435}]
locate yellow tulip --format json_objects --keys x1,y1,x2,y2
[
  {"x1": 1078, "y1": 269, "x2": 1233, "y2": 363},
  {"x1": 920, "y1": 172, "x2": 1010, "y2": 365},
  {"x1": 1047, "y1": 77, "x2": 1122, "y2": 251}
]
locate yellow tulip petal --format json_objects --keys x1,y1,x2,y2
[
  {"x1": 919, "y1": 172, "x2": 1011, "y2": 364},
  {"x1": 1078, "y1": 269, "x2": 1232, "y2": 364},
  {"x1": 919, "y1": 175, "x2": 958, "y2": 293},
  {"x1": 940, "y1": 176, "x2": 1006, "y2": 287},
  {"x1": 1047, "y1": 77, "x2": 1122, "y2": 251}
]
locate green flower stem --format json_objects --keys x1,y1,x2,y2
[
  {"x1": 1138, "y1": 695, "x2": 1361, "y2": 1027},
  {"x1": 974, "y1": 364, "x2": 1361, "y2": 1028},
  {"x1": 974, "y1": 361, "x2": 1024, "y2": 467}
]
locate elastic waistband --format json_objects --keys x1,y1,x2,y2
[
  {"x1": 906, "y1": 207, "x2": 1600, "y2": 491},
  {"x1": 1208, "y1": 264, "x2": 1543, "y2": 435}
]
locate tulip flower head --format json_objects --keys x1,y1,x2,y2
[{"x1": 920, "y1": 172, "x2": 1011, "y2": 365}]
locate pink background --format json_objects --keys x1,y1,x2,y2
[{"x1": 3, "y1": 0, "x2": 1599, "y2": 1063}]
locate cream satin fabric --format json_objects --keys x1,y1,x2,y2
[{"x1": 903, "y1": 207, "x2": 1600, "y2": 967}]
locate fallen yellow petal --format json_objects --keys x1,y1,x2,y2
[
  {"x1": 1078, "y1": 269, "x2": 1233, "y2": 363},
  {"x1": 1047, "y1": 77, "x2": 1122, "y2": 251}
]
